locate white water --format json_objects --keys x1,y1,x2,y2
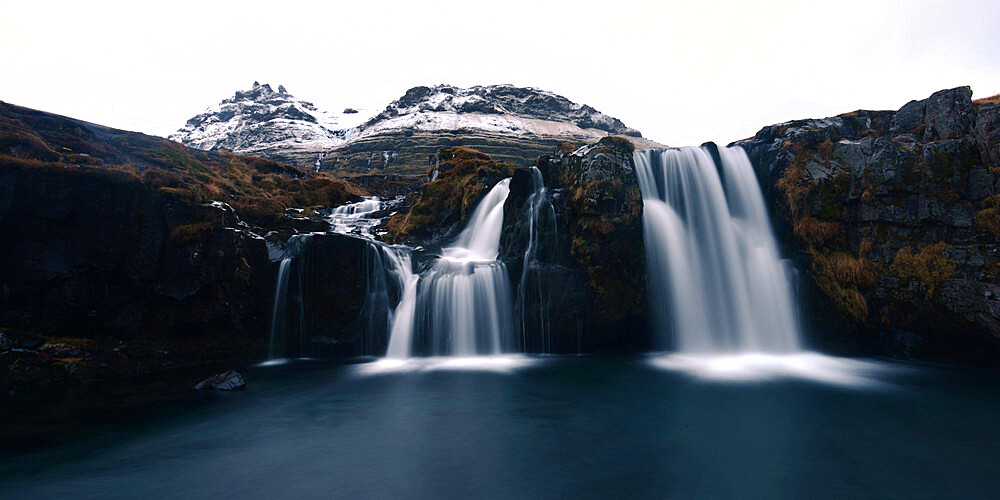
[
  {"x1": 383, "y1": 246, "x2": 419, "y2": 358},
  {"x1": 515, "y1": 167, "x2": 559, "y2": 352},
  {"x1": 385, "y1": 178, "x2": 514, "y2": 357},
  {"x1": 329, "y1": 196, "x2": 397, "y2": 239},
  {"x1": 332, "y1": 197, "x2": 381, "y2": 216},
  {"x1": 634, "y1": 146, "x2": 800, "y2": 353},
  {"x1": 268, "y1": 258, "x2": 292, "y2": 359},
  {"x1": 442, "y1": 179, "x2": 511, "y2": 262}
]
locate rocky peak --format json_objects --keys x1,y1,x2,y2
[{"x1": 169, "y1": 83, "x2": 371, "y2": 159}]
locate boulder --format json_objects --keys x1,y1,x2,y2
[
  {"x1": 194, "y1": 370, "x2": 246, "y2": 391},
  {"x1": 922, "y1": 86, "x2": 975, "y2": 141},
  {"x1": 891, "y1": 99, "x2": 926, "y2": 134}
]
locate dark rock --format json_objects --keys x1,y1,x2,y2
[
  {"x1": 500, "y1": 138, "x2": 650, "y2": 352},
  {"x1": 194, "y1": 370, "x2": 246, "y2": 391},
  {"x1": 922, "y1": 86, "x2": 975, "y2": 141},
  {"x1": 282, "y1": 233, "x2": 379, "y2": 357},
  {"x1": 736, "y1": 85, "x2": 1000, "y2": 367},
  {"x1": 969, "y1": 168, "x2": 994, "y2": 200},
  {"x1": 976, "y1": 103, "x2": 1000, "y2": 166},
  {"x1": 892, "y1": 99, "x2": 925, "y2": 134}
]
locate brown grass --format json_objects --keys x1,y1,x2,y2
[
  {"x1": 384, "y1": 147, "x2": 512, "y2": 241},
  {"x1": 973, "y1": 93, "x2": 1000, "y2": 107},
  {"x1": 0, "y1": 105, "x2": 364, "y2": 227},
  {"x1": 975, "y1": 194, "x2": 1000, "y2": 236},
  {"x1": 889, "y1": 242, "x2": 957, "y2": 299}
]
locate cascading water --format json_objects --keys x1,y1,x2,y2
[
  {"x1": 329, "y1": 196, "x2": 384, "y2": 238},
  {"x1": 385, "y1": 178, "x2": 515, "y2": 357},
  {"x1": 382, "y1": 246, "x2": 418, "y2": 358},
  {"x1": 268, "y1": 258, "x2": 292, "y2": 359},
  {"x1": 515, "y1": 167, "x2": 559, "y2": 353},
  {"x1": 634, "y1": 145, "x2": 801, "y2": 353}
]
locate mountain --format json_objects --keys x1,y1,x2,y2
[
  {"x1": 168, "y1": 82, "x2": 372, "y2": 167},
  {"x1": 171, "y1": 83, "x2": 665, "y2": 174}
]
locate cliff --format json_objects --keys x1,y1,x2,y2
[
  {"x1": 737, "y1": 86, "x2": 1000, "y2": 365},
  {"x1": 0, "y1": 101, "x2": 361, "y2": 389}
]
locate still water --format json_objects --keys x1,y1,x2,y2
[{"x1": 2, "y1": 355, "x2": 998, "y2": 498}]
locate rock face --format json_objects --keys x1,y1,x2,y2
[
  {"x1": 173, "y1": 83, "x2": 665, "y2": 173},
  {"x1": 500, "y1": 138, "x2": 650, "y2": 352},
  {"x1": 272, "y1": 233, "x2": 384, "y2": 358},
  {"x1": 169, "y1": 82, "x2": 371, "y2": 167},
  {"x1": 0, "y1": 101, "x2": 361, "y2": 390},
  {"x1": 383, "y1": 147, "x2": 513, "y2": 245},
  {"x1": 737, "y1": 86, "x2": 1000, "y2": 366}
]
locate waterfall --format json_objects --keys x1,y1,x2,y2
[
  {"x1": 634, "y1": 146, "x2": 801, "y2": 353},
  {"x1": 329, "y1": 197, "x2": 383, "y2": 238},
  {"x1": 515, "y1": 167, "x2": 559, "y2": 352},
  {"x1": 332, "y1": 197, "x2": 381, "y2": 216},
  {"x1": 383, "y1": 246, "x2": 419, "y2": 358},
  {"x1": 268, "y1": 258, "x2": 292, "y2": 359},
  {"x1": 386, "y1": 178, "x2": 515, "y2": 357}
]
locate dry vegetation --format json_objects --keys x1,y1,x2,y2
[
  {"x1": 384, "y1": 147, "x2": 513, "y2": 242},
  {"x1": 889, "y1": 243, "x2": 957, "y2": 299},
  {"x1": 973, "y1": 93, "x2": 1000, "y2": 108},
  {"x1": 0, "y1": 101, "x2": 363, "y2": 227}
]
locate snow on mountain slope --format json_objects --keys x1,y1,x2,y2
[
  {"x1": 354, "y1": 84, "x2": 642, "y2": 140},
  {"x1": 171, "y1": 82, "x2": 661, "y2": 172},
  {"x1": 169, "y1": 82, "x2": 373, "y2": 154}
]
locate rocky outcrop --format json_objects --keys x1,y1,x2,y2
[
  {"x1": 382, "y1": 147, "x2": 513, "y2": 245},
  {"x1": 272, "y1": 233, "x2": 386, "y2": 358},
  {"x1": 737, "y1": 86, "x2": 1000, "y2": 366},
  {"x1": 0, "y1": 163, "x2": 275, "y2": 389},
  {"x1": 501, "y1": 138, "x2": 650, "y2": 352},
  {"x1": 194, "y1": 369, "x2": 247, "y2": 390}
]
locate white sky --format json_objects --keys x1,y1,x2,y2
[{"x1": 1, "y1": 0, "x2": 998, "y2": 146}]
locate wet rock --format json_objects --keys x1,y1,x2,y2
[
  {"x1": 502, "y1": 138, "x2": 650, "y2": 352},
  {"x1": 194, "y1": 369, "x2": 246, "y2": 391}
]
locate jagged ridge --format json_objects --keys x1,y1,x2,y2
[{"x1": 169, "y1": 82, "x2": 371, "y2": 164}]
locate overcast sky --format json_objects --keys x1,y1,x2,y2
[{"x1": 1, "y1": 0, "x2": 998, "y2": 146}]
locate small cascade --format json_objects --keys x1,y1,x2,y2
[
  {"x1": 383, "y1": 246, "x2": 419, "y2": 358},
  {"x1": 634, "y1": 146, "x2": 801, "y2": 353},
  {"x1": 385, "y1": 178, "x2": 515, "y2": 357},
  {"x1": 268, "y1": 258, "x2": 292, "y2": 359},
  {"x1": 268, "y1": 178, "x2": 517, "y2": 361},
  {"x1": 329, "y1": 196, "x2": 383, "y2": 238},
  {"x1": 514, "y1": 167, "x2": 559, "y2": 352}
]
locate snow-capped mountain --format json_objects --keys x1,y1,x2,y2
[
  {"x1": 354, "y1": 84, "x2": 642, "y2": 139},
  {"x1": 168, "y1": 82, "x2": 372, "y2": 165},
  {"x1": 171, "y1": 82, "x2": 662, "y2": 172}
]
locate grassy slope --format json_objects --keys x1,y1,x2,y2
[{"x1": 0, "y1": 101, "x2": 364, "y2": 228}]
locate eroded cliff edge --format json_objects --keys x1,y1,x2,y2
[{"x1": 737, "y1": 86, "x2": 1000, "y2": 365}]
